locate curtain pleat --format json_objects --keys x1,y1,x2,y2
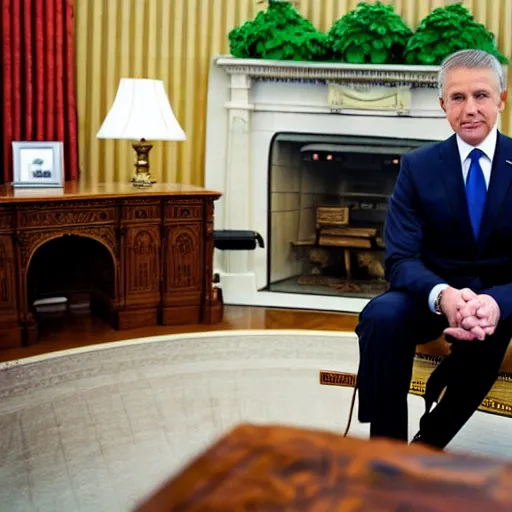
[{"x1": 1, "y1": 0, "x2": 79, "y2": 183}]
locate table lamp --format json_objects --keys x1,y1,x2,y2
[{"x1": 97, "y1": 78, "x2": 186, "y2": 187}]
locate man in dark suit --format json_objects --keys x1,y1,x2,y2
[{"x1": 356, "y1": 49, "x2": 512, "y2": 449}]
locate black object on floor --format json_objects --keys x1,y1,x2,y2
[{"x1": 213, "y1": 230, "x2": 264, "y2": 251}]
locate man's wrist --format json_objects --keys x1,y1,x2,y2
[
  {"x1": 428, "y1": 283, "x2": 449, "y2": 314},
  {"x1": 434, "y1": 289, "x2": 444, "y2": 315}
]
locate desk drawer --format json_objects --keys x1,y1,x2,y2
[
  {"x1": 165, "y1": 200, "x2": 204, "y2": 222},
  {"x1": 122, "y1": 200, "x2": 161, "y2": 223},
  {"x1": 18, "y1": 201, "x2": 116, "y2": 228}
]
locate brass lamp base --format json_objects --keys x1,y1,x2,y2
[
  {"x1": 131, "y1": 138, "x2": 157, "y2": 187},
  {"x1": 131, "y1": 171, "x2": 154, "y2": 187}
]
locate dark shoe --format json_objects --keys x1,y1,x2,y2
[{"x1": 410, "y1": 431, "x2": 444, "y2": 451}]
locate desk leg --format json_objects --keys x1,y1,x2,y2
[
  {"x1": 23, "y1": 313, "x2": 38, "y2": 346},
  {"x1": 0, "y1": 235, "x2": 23, "y2": 348},
  {"x1": 202, "y1": 199, "x2": 222, "y2": 324}
]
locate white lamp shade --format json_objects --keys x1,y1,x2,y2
[{"x1": 96, "y1": 78, "x2": 186, "y2": 141}]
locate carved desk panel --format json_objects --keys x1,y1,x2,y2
[{"x1": 0, "y1": 183, "x2": 222, "y2": 348}]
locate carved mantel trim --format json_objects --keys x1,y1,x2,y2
[
  {"x1": 215, "y1": 55, "x2": 440, "y2": 88},
  {"x1": 18, "y1": 227, "x2": 118, "y2": 270}
]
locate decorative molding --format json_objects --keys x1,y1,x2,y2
[
  {"x1": 125, "y1": 226, "x2": 160, "y2": 296},
  {"x1": 165, "y1": 197, "x2": 212, "y2": 203},
  {"x1": 0, "y1": 208, "x2": 14, "y2": 232},
  {"x1": 327, "y1": 83, "x2": 413, "y2": 113},
  {"x1": 122, "y1": 198, "x2": 161, "y2": 205},
  {"x1": 0, "y1": 236, "x2": 16, "y2": 310},
  {"x1": 164, "y1": 224, "x2": 202, "y2": 291},
  {"x1": 19, "y1": 208, "x2": 116, "y2": 229},
  {"x1": 215, "y1": 55, "x2": 440, "y2": 88},
  {"x1": 19, "y1": 227, "x2": 118, "y2": 268},
  {"x1": 17, "y1": 200, "x2": 116, "y2": 210}
]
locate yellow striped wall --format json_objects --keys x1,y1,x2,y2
[{"x1": 75, "y1": 0, "x2": 512, "y2": 186}]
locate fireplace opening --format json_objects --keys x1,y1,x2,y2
[
  {"x1": 266, "y1": 132, "x2": 433, "y2": 299},
  {"x1": 27, "y1": 235, "x2": 116, "y2": 334}
]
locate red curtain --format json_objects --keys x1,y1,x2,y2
[{"x1": 1, "y1": 0, "x2": 79, "y2": 184}]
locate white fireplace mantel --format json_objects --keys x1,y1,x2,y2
[
  {"x1": 204, "y1": 56, "x2": 453, "y2": 313},
  {"x1": 214, "y1": 56, "x2": 441, "y2": 86}
]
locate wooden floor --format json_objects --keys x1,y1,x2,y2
[{"x1": 0, "y1": 306, "x2": 359, "y2": 363}]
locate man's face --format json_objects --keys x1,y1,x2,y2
[{"x1": 439, "y1": 66, "x2": 506, "y2": 146}]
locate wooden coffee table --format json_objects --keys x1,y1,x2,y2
[{"x1": 134, "y1": 423, "x2": 512, "y2": 511}]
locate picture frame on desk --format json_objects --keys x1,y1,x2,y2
[{"x1": 11, "y1": 141, "x2": 64, "y2": 188}]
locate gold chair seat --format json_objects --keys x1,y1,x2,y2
[{"x1": 417, "y1": 337, "x2": 512, "y2": 373}]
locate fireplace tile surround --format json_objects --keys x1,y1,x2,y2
[{"x1": 204, "y1": 56, "x2": 456, "y2": 313}]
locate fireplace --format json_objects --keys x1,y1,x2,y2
[
  {"x1": 267, "y1": 132, "x2": 432, "y2": 299},
  {"x1": 204, "y1": 57, "x2": 457, "y2": 313}
]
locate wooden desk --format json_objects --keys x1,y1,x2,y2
[
  {"x1": 0, "y1": 182, "x2": 222, "y2": 348},
  {"x1": 134, "y1": 424, "x2": 512, "y2": 512}
]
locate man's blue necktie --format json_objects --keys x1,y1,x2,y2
[{"x1": 466, "y1": 148, "x2": 487, "y2": 239}]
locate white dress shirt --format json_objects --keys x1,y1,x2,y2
[{"x1": 427, "y1": 126, "x2": 498, "y2": 313}]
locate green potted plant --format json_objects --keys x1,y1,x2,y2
[
  {"x1": 404, "y1": 3, "x2": 508, "y2": 65},
  {"x1": 228, "y1": 0, "x2": 329, "y2": 61},
  {"x1": 327, "y1": 1, "x2": 413, "y2": 64}
]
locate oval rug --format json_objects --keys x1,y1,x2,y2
[{"x1": 0, "y1": 330, "x2": 510, "y2": 512}]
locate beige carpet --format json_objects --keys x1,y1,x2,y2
[{"x1": 0, "y1": 330, "x2": 510, "y2": 512}]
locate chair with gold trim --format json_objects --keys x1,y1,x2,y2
[{"x1": 416, "y1": 336, "x2": 512, "y2": 373}]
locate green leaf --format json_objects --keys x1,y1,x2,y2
[
  {"x1": 228, "y1": 0, "x2": 330, "y2": 61},
  {"x1": 370, "y1": 47, "x2": 388, "y2": 64},
  {"x1": 326, "y1": 1, "x2": 412, "y2": 63},
  {"x1": 404, "y1": 2, "x2": 508, "y2": 65},
  {"x1": 229, "y1": 0, "x2": 508, "y2": 66},
  {"x1": 346, "y1": 45, "x2": 366, "y2": 63}
]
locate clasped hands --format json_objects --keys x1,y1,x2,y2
[{"x1": 441, "y1": 287, "x2": 501, "y2": 341}]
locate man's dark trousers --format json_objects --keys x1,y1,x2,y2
[{"x1": 356, "y1": 289, "x2": 512, "y2": 448}]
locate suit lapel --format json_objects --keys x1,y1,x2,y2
[
  {"x1": 478, "y1": 133, "x2": 512, "y2": 250},
  {"x1": 439, "y1": 135, "x2": 475, "y2": 245}
]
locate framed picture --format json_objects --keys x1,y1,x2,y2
[{"x1": 11, "y1": 141, "x2": 64, "y2": 188}]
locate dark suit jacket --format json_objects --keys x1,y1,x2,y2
[{"x1": 385, "y1": 131, "x2": 512, "y2": 319}]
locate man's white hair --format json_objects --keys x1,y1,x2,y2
[{"x1": 438, "y1": 49, "x2": 506, "y2": 97}]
